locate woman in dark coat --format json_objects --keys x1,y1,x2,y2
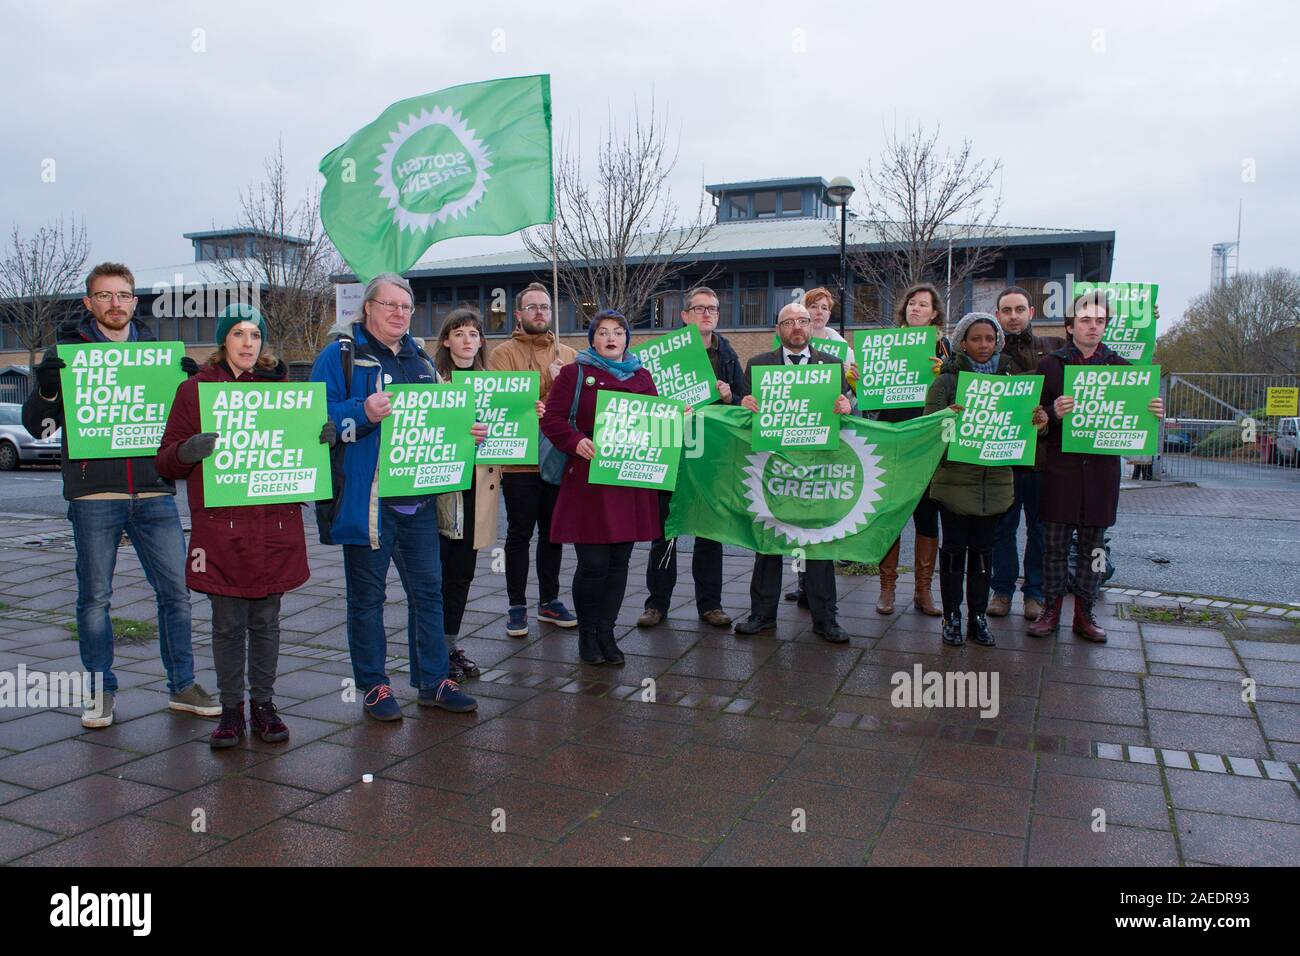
[
  {"x1": 870, "y1": 282, "x2": 952, "y2": 616},
  {"x1": 157, "y1": 304, "x2": 332, "y2": 748},
  {"x1": 541, "y1": 310, "x2": 661, "y2": 665},
  {"x1": 924, "y1": 312, "x2": 1048, "y2": 647}
]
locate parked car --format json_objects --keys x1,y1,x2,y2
[
  {"x1": 0, "y1": 403, "x2": 61, "y2": 470},
  {"x1": 1275, "y1": 417, "x2": 1300, "y2": 467},
  {"x1": 1162, "y1": 431, "x2": 1193, "y2": 454}
]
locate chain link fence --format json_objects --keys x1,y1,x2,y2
[{"x1": 1159, "y1": 372, "x2": 1300, "y2": 481}]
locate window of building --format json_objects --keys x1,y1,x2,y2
[
  {"x1": 411, "y1": 296, "x2": 433, "y2": 340},
  {"x1": 728, "y1": 195, "x2": 748, "y2": 219},
  {"x1": 196, "y1": 316, "x2": 216, "y2": 344},
  {"x1": 773, "y1": 269, "x2": 805, "y2": 316},
  {"x1": 1014, "y1": 258, "x2": 1050, "y2": 279},
  {"x1": 753, "y1": 192, "x2": 776, "y2": 218},
  {"x1": 738, "y1": 271, "x2": 769, "y2": 326},
  {"x1": 780, "y1": 191, "x2": 803, "y2": 215}
]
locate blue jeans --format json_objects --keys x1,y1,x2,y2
[
  {"x1": 342, "y1": 502, "x2": 448, "y2": 693},
  {"x1": 991, "y1": 470, "x2": 1044, "y2": 600},
  {"x1": 68, "y1": 495, "x2": 196, "y2": 696}
]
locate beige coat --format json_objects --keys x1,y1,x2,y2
[{"x1": 487, "y1": 325, "x2": 577, "y2": 474}]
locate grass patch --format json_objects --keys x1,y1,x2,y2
[
  {"x1": 1128, "y1": 605, "x2": 1225, "y2": 627},
  {"x1": 65, "y1": 618, "x2": 158, "y2": 645},
  {"x1": 836, "y1": 562, "x2": 912, "y2": 576}
]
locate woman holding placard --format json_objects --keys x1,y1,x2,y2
[
  {"x1": 923, "y1": 312, "x2": 1048, "y2": 647},
  {"x1": 541, "y1": 310, "x2": 661, "y2": 666},
  {"x1": 157, "y1": 304, "x2": 333, "y2": 748},
  {"x1": 432, "y1": 306, "x2": 499, "y2": 682},
  {"x1": 868, "y1": 283, "x2": 952, "y2": 617}
]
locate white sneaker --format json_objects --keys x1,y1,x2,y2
[
  {"x1": 169, "y1": 683, "x2": 222, "y2": 717},
  {"x1": 81, "y1": 691, "x2": 115, "y2": 729}
]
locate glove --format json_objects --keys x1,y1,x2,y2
[
  {"x1": 178, "y1": 432, "x2": 219, "y2": 464},
  {"x1": 181, "y1": 356, "x2": 199, "y2": 377},
  {"x1": 35, "y1": 354, "x2": 65, "y2": 394},
  {"x1": 320, "y1": 421, "x2": 337, "y2": 446}
]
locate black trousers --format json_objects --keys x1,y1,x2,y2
[
  {"x1": 645, "y1": 492, "x2": 724, "y2": 614},
  {"x1": 749, "y1": 554, "x2": 837, "y2": 625},
  {"x1": 440, "y1": 482, "x2": 477, "y2": 646},
  {"x1": 938, "y1": 507, "x2": 1002, "y2": 616},
  {"x1": 209, "y1": 593, "x2": 282, "y2": 708},
  {"x1": 501, "y1": 472, "x2": 562, "y2": 608},
  {"x1": 573, "y1": 542, "x2": 634, "y2": 638}
]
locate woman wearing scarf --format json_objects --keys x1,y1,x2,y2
[
  {"x1": 923, "y1": 312, "x2": 1048, "y2": 647},
  {"x1": 541, "y1": 310, "x2": 662, "y2": 665}
]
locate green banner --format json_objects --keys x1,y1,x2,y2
[
  {"x1": 58, "y1": 342, "x2": 185, "y2": 459},
  {"x1": 666, "y1": 405, "x2": 953, "y2": 562},
  {"x1": 752, "y1": 364, "x2": 841, "y2": 451},
  {"x1": 377, "y1": 384, "x2": 475, "y2": 495},
  {"x1": 949, "y1": 372, "x2": 1043, "y2": 466},
  {"x1": 632, "y1": 325, "x2": 719, "y2": 407},
  {"x1": 319, "y1": 75, "x2": 553, "y2": 282},
  {"x1": 854, "y1": 326, "x2": 936, "y2": 410},
  {"x1": 1062, "y1": 365, "x2": 1160, "y2": 456},
  {"x1": 1074, "y1": 281, "x2": 1158, "y2": 364},
  {"x1": 769, "y1": 333, "x2": 851, "y2": 364},
  {"x1": 588, "y1": 390, "x2": 685, "y2": 491},
  {"x1": 453, "y1": 370, "x2": 539, "y2": 465},
  {"x1": 198, "y1": 382, "x2": 331, "y2": 506}
]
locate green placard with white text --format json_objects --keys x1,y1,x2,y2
[
  {"x1": 198, "y1": 382, "x2": 331, "y2": 506},
  {"x1": 1073, "y1": 281, "x2": 1158, "y2": 364},
  {"x1": 1062, "y1": 365, "x2": 1160, "y2": 456},
  {"x1": 752, "y1": 364, "x2": 841, "y2": 451},
  {"x1": 854, "y1": 326, "x2": 936, "y2": 410},
  {"x1": 949, "y1": 372, "x2": 1042, "y2": 466},
  {"x1": 588, "y1": 390, "x2": 685, "y2": 490},
  {"x1": 453, "y1": 370, "x2": 539, "y2": 465},
  {"x1": 376, "y1": 384, "x2": 475, "y2": 495},
  {"x1": 58, "y1": 342, "x2": 185, "y2": 459},
  {"x1": 632, "y1": 325, "x2": 720, "y2": 407}
]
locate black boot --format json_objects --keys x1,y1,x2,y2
[
  {"x1": 578, "y1": 628, "x2": 604, "y2": 665},
  {"x1": 596, "y1": 628, "x2": 625, "y2": 666},
  {"x1": 942, "y1": 611, "x2": 965, "y2": 646},
  {"x1": 938, "y1": 549, "x2": 966, "y2": 618},
  {"x1": 966, "y1": 549, "x2": 995, "y2": 646}
]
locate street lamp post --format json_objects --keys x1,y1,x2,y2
[{"x1": 825, "y1": 176, "x2": 855, "y2": 335}]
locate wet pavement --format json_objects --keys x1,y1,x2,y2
[{"x1": 0, "y1": 515, "x2": 1297, "y2": 867}]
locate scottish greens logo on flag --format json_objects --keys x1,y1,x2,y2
[
  {"x1": 320, "y1": 75, "x2": 553, "y2": 282},
  {"x1": 665, "y1": 406, "x2": 952, "y2": 563}
]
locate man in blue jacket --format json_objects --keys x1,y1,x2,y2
[
  {"x1": 638, "y1": 286, "x2": 749, "y2": 629},
  {"x1": 311, "y1": 272, "x2": 478, "y2": 719}
]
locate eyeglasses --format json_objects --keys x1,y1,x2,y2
[
  {"x1": 687, "y1": 305, "x2": 720, "y2": 316},
  {"x1": 778, "y1": 318, "x2": 812, "y2": 328},
  {"x1": 89, "y1": 292, "x2": 136, "y2": 304},
  {"x1": 372, "y1": 300, "x2": 413, "y2": 315},
  {"x1": 521, "y1": 304, "x2": 552, "y2": 314}
]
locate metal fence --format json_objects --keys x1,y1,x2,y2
[
  {"x1": 0, "y1": 370, "x2": 32, "y2": 405},
  {"x1": 1159, "y1": 372, "x2": 1300, "y2": 481}
]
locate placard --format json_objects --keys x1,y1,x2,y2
[
  {"x1": 1074, "y1": 281, "x2": 1158, "y2": 364},
  {"x1": 453, "y1": 370, "x2": 539, "y2": 465},
  {"x1": 376, "y1": 384, "x2": 475, "y2": 495},
  {"x1": 855, "y1": 326, "x2": 937, "y2": 410},
  {"x1": 1062, "y1": 365, "x2": 1160, "y2": 456},
  {"x1": 948, "y1": 372, "x2": 1042, "y2": 466},
  {"x1": 587, "y1": 390, "x2": 685, "y2": 490},
  {"x1": 632, "y1": 325, "x2": 719, "y2": 407},
  {"x1": 58, "y1": 342, "x2": 185, "y2": 458},
  {"x1": 752, "y1": 364, "x2": 841, "y2": 451}
]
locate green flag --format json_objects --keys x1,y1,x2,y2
[
  {"x1": 320, "y1": 75, "x2": 553, "y2": 282},
  {"x1": 665, "y1": 405, "x2": 953, "y2": 563}
]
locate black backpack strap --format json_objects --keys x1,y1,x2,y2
[{"x1": 338, "y1": 335, "x2": 354, "y2": 392}]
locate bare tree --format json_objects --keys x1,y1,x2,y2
[
  {"x1": 840, "y1": 123, "x2": 1003, "y2": 325},
  {"x1": 212, "y1": 138, "x2": 343, "y2": 362},
  {"x1": 1157, "y1": 269, "x2": 1300, "y2": 375},
  {"x1": 522, "y1": 101, "x2": 714, "y2": 327},
  {"x1": 0, "y1": 218, "x2": 91, "y2": 367}
]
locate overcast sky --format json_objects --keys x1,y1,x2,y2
[{"x1": 2, "y1": 0, "x2": 1296, "y2": 335}]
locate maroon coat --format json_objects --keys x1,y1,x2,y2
[
  {"x1": 1037, "y1": 342, "x2": 1127, "y2": 528},
  {"x1": 156, "y1": 360, "x2": 311, "y2": 598},
  {"x1": 541, "y1": 361, "x2": 662, "y2": 545}
]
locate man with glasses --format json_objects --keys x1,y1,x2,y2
[
  {"x1": 638, "y1": 286, "x2": 748, "y2": 629},
  {"x1": 736, "y1": 302, "x2": 853, "y2": 643},
  {"x1": 23, "y1": 262, "x2": 219, "y2": 728},
  {"x1": 311, "y1": 272, "x2": 478, "y2": 719},
  {"x1": 487, "y1": 281, "x2": 579, "y2": 637}
]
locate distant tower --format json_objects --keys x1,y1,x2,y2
[{"x1": 1211, "y1": 201, "x2": 1243, "y2": 289}]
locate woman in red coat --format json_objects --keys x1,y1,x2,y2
[
  {"x1": 541, "y1": 310, "x2": 661, "y2": 665},
  {"x1": 156, "y1": 304, "x2": 331, "y2": 748}
]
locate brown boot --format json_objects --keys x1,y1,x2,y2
[
  {"x1": 1027, "y1": 596, "x2": 1062, "y2": 637},
  {"x1": 1072, "y1": 599, "x2": 1108, "y2": 642},
  {"x1": 912, "y1": 534, "x2": 941, "y2": 617},
  {"x1": 875, "y1": 538, "x2": 900, "y2": 614}
]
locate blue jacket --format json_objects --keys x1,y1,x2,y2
[{"x1": 309, "y1": 322, "x2": 436, "y2": 548}]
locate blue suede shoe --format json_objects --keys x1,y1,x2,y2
[
  {"x1": 362, "y1": 684, "x2": 402, "y2": 721},
  {"x1": 538, "y1": 600, "x2": 577, "y2": 628},
  {"x1": 418, "y1": 679, "x2": 478, "y2": 713},
  {"x1": 506, "y1": 605, "x2": 529, "y2": 638}
]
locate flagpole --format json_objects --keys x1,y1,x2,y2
[{"x1": 550, "y1": 218, "x2": 559, "y2": 325}]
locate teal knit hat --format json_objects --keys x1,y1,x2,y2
[{"x1": 215, "y1": 303, "x2": 266, "y2": 346}]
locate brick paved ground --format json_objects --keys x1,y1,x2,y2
[{"x1": 0, "y1": 515, "x2": 1297, "y2": 867}]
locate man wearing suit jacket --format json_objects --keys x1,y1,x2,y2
[{"x1": 736, "y1": 302, "x2": 854, "y2": 644}]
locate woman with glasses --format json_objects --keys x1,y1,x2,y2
[{"x1": 541, "y1": 310, "x2": 662, "y2": 665}]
